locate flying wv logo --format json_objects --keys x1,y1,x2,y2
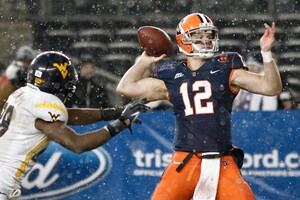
[
  {"x1": 48, "y1": 112, "x2": 60, "y2": 122},
  {"x1": 53, "y1": 62, "x2": 68, "y2": 79}
]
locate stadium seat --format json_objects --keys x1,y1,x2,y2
[
  {"x1": 279, "y1": 65, "x2": 300, "y2": 101},
  {"x1": 219, "y1": 39, "x2": 246, "y2": 55},
  {"x1": 32, "y1": 18, "x2": 67, "y2": 49},
  {"x1": 241, "y1": 14, "x2": 273, "y2": 29},
  {"x1": 277, "y1": 13, "x2": 300, "y2": 29},
  {"x1": 102, "y1": 16, "x2": 137, "y2": 30},
  {"x1": 115, "y1": 28, "x2": 138, "y2": 42},
  {"x1": 101, "y1": 54, "x2": 135, "y2": 76},
  {"x1": 275, "y1": 1, "x2": 299, "y2": 15},
  {"x1": 70, "y1": 41, "x2": 107, "y2": 61},
  {"x1": 215, "y1": 17, "x2": 240, "y2": 28},
  {"x1": 283, "y1": 39, "x2": 300, "y2": 52},
  {"x1": 107, "y1": 41, "x2": 141, "y2": 55},
  {"x1": 138, "y1": 13, "x2": 181, "y2": 28},
  {"x1": 44, "y1": 29, "x2": 76, "y2": 53},
  {"x1": 288, "y1": 27, "x2": 300, "y2": 39},
  {"x1": 219, "y1": 27, "x2": 252, "y2": 41},
  {"x1": 34, "y1": 18, "x2": 67, "y2": 30},
  {"x1": 279, "y1": 52, "x2": 300, "y2": 65},
  {"x1": 66, "y1": 16, "x2": 102, "y2": 31},
  {"x1": 79, "y1": 29, "x2": 112, "y2": 43}
]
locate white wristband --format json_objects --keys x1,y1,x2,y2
[{"x1": 261, "y1": 51, "x2": 273, "y2": 63}]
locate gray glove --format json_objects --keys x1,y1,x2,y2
[{"x1": 106, "y1": 98, "x2": 150, "y2": 137}]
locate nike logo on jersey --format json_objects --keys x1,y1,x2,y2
[
  {"x1": 210, "y1": 69, "x2": 220, "y2": 74},
  {"x1": 174, "y1": 73, "x2": 184, "y2": 79}
]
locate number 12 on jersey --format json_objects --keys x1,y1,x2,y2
[{"x1": 180, "y1": 80, "x2": 214, "y2": 116}]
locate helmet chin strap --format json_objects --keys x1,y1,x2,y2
[
  {"x1": 178, "y1": 46, "x2": 214, "y2": 59},
  {"x1": 191, "y1": 43, "x2": 214, "y2": 59}
]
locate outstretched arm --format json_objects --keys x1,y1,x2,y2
[
  {"x1": 231, "y1": 22, "x2": 282, "y2": 96},
  {"x1": 116, "y1": 52, "x2": 169, "y2": 101},
  {"x1": 67, "y1": 106, "x2": 123, "y2": 125},
  {"x1": 36, "y1": 120, "x2": 112, "y2": 154},
  {"x1": 36, "y1": 98, "x2": 150, "y2": 154}
]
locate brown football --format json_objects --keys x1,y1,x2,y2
[{"x1": 137, "y1": 26, "x2": 173, "y2": 57}]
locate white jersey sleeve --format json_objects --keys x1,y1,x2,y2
[{"x1": 31, "y1": 89, "x2": 68, "y2": 123}]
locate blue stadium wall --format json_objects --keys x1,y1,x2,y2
[{"x1": 20, "y1": 110, "x2": 300, "y2": 200}]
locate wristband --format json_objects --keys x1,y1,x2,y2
[
  {"x1": 99, "y1": 106, "x2": 124, "y2": 121},
  {"x1": 261, "y1": 51, "x2": 273, "y2": 63},
  {"x1": 106, "y1": 119, "x2": 127, "y2": 137}
]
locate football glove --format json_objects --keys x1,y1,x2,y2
[
  {"x1": 100, "y1": 105, "x2": 124, "y2": 121},
  {"x1": 106, "y1": 98, "x2": 150, "y2": 137}
]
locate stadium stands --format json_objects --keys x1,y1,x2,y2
[
  {"x1": 44, "y1": 29, "x2": 76, "y2": 53},
  {"x1": 2, "y1": 0, "x2": 298, "y2": 107}
]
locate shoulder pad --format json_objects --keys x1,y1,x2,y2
[
  {"x1": 214, "y1": 52, "x2": 247, "y2": 70},
  {"x1": 33, "y1": 91, "x2": 68, "y2": 123},
  {"x1": 156, "y1": 61, "x2": 178, "y2": 72},
  {"x1": 152, "y1": 61, "x2": 180, "y2": 78}
]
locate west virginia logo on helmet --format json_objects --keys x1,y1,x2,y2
[{"x1": 53, "y1": 62, "x2": 69, "y2": 79}]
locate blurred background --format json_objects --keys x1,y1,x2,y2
[{"x1": 0, "y1": 0, "x2": 299, "y2": 107}]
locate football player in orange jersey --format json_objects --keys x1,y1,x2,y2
[{"x1": 117, "y1": 13, "x2": 282, "y2": 200}]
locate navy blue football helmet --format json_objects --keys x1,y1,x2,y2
[{"x1": 27, "y1": 51, "x2": 78, "y2": 103}]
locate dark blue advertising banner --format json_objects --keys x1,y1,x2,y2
[{"x1": 20, "y1": 110, "x2": 300, "y2": 200}]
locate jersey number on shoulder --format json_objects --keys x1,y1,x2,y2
[
  {"x1": 0, "y1": 103, "x2": 14, "y2": 137},
  {"x1": 180, "y1": 80, "x2": 214, "y2": 116}
]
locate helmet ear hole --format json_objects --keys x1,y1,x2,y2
[{"x1": 53, "y1": 82, "x2": 61, "y2": 90}]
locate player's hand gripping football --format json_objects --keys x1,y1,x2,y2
[
  {"x1": 106, "y1": 98, "x2": 150, "y2": 137},
  {"x1": 140, "y1": 51, "x2": 166, "y2": 66}
]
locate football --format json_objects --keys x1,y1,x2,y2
[{"x1": 137, "y1": 26, "x2": 173, "y2": 57}]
